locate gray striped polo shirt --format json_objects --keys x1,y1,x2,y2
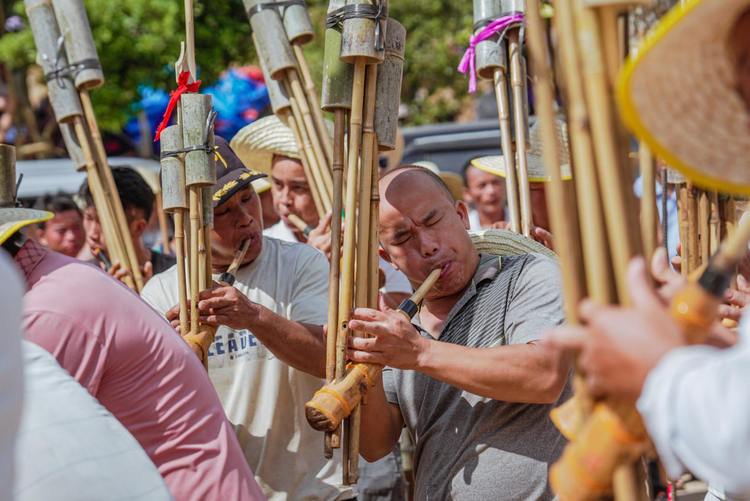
[{"x1": 382, "y1": 252, "x2": 571, "y2": 500}]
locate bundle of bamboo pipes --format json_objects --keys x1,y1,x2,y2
[
  {"x1": 25, "y1": 0, "x2": 144, "y2": 292},
  {"x1": 470, "y1": 0, "x2": 533, "y2": 236},
  {"x1": 244, "y1": 0, "x2": 334, "y2": 219},
  {"x1": 291, "y1": 0, "x2": 407, "y2": 485},
  {"x1": 158, "y1": 0, "x2": 217, "y2": 368}
]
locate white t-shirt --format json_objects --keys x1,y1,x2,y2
[
  {"x1": 264, "y1": 221, "x2": 413, "y2": 295},
  {"x1": 142, "y1": 237, "x2": 354, "y2": 501}
]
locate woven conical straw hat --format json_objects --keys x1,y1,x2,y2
[
  {"x1": 470, "y1": 228, "x2": 557, "y2": 261},
  {"x1": 617, "y1": 0, "x2": 750, "y2": 194},
  {"x1": 231, "y1": 115, "x2": 300, "y2": 177},
  {"x1": 0, "y1": 208, "x2": 53, "y2": 245},
  {"x1": 471, "y1": 119, "x2": 572, "y2": 182}
]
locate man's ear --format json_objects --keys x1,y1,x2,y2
[
  {"x1": 130, "y1": 218, "x2": 148, "y2": 240},
  {"x1": 455, "y1": 200, "x2": 470, "y2": 230},
  {"x1": 35, "y1": 227, "x2": 47, "y2": 246},
  {"x1": 379, "y1": 247, "x2": 398, "y2": 271}
]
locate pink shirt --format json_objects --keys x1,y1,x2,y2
[{"x1": 17, "y1": 240, "x2": 265, "y2": 501}]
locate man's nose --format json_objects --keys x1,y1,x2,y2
[{"x1": 419, "y1": 234, "x2": 439, "y2": 257}]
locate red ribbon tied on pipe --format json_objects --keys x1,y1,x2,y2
[{"x1": 153, "y1": 71, "x2": 201, "y2": 142}]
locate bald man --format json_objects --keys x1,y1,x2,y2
[{"x1": 347, "y1": 166, "x2": 571, "y2": 500}]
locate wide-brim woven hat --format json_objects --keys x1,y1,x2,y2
[
  {"x1": 231, "y1": 115, "x2": 300, "y2": 177},
  {"x1": 617, "y1": 0, "x2": 750, "y2": 194},
  {"x1": 411, "y1": 160, "x2": 465, "y2": 201},
  {"x1": 471, "y1": 119, "x2": 572, "y2": 182},
  {"x1": 470, "y1": 228, "x2": 557, "y2": 261},
  {"x1": 0, "y1": 208, "x2": 53, "y2": 245}
]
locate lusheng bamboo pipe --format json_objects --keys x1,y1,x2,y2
[
  {"x1": 709, "y1": 191, "x2": 720, "y2": 255},
  {"x1": 280, "y1": 110, "x2": 326, "y2": 219},
  {"x1": 493, "y1": 68, "x2": 521, "y2": 233},
  {"x1": 699, "y1": 190, "x2": 710, "y2": 266},
  {"x1": 678, "y1": 183, "x2": 690, "y2": 276},
  {"x1": 526, "y1": 0, "x2": 590, "y2": 442},
  {"x1": 325, "y1": 109, "x2": 346, "y2": 457},
  {"x1": 306, "y1": 268, "x2": 442, "y2": 432},
  {"x1": 287, "y1": 213, "x2": 314, "y2": 237},
  {"x1": 687, "y1": 182, "x2": 700, "y2": 273},
  {"x1": 640, "y1": 142, "x2": 658, "y2": 260},
  {"x1": 293, "y1": 43, "x2": 334, "y2": 165},
  {"x1": 508, "y1": 30, "x2": 533, "y2": 237}
]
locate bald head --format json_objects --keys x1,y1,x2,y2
[{"x1": 378, "y1": 166, "x2": 478, "y2": 299}]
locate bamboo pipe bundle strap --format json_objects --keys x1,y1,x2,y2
[{"x1": 307, "y1": 269, "x2": 441, "y2": 432}]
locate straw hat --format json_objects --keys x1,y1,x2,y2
[
  {"x1": 0, "y1": 208, "x2": 53, "y2": 245},
  {"x1": 470, "y1": 228, "x2": 557, "y2": 261},
  {"x1": 617, "y1": 0, "x2": 750, "y2": 194},
  {"x1": 471, "y1": 119, "x2": 572, "y2": 182},
  {"x1": 230, "y1": 115, "x2": 300, "y2": 177},
  {"x1": 411, "y1": 161, "x2": 465, "y2": 201}
]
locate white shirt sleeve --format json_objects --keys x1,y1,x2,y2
[
  {"x1": 379, "y1": 256, "x2": 413, "y2": 295},
  {"x1": 0, "y1": 253, "x2": 24, "y2": 501},
  {"x1": 637, "y1": 321, "x2": 750, "y2": 495}
]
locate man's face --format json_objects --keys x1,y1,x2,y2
[
  {"x1": 271, "y1": 155, "x2": 320, "y2": 232},
  {"x1": 730, "y1": 9, "x2": 750, "y2": 116},
  {"x1": 463, "y1": 165, "x2": 505, "y2": 218},
  {"x1": 380, "y1": 170, "x2": 478, "y2": 299},
  {"x1": 37, "y1": 209, "x2": 84, "y2": 257},
  {"x1": 529, "y1": 183, "x2": 550, "y2": 232},
  {"x1": 212, "y1": 185, "x2": 263, "y2": 268},
  {"x1": 82, "y1": 205, "x2": 105, "y2": 253}
]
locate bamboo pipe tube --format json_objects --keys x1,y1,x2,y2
[
  {"x1": 287, "y1": 213, "x2": 314, "y2": 237},
  {"x1": 156, "y1": 195, "x2": 171, "y2": 256},
  {"x1": 306, "y1": 268, "x2": 442, "y2": 432},
  {"x1": 346, "y1": 63, "x2": 380, "y2": 484},
  {"x1": 286, "y1": 70, "x2": 334, "y2": 195},
  {"x1": 573, "y1": 0, "x2": 636, "y2": 303},
  {"x1": 508, "y1": 30, "x2": 533, "y2": 237},
  {"x1": 219, "y1": 239, "x2": 252, "y2": 285},
  {"x1": 526, "y1": 0, "x2": 590, "y2": 441},
  {"x1": 325, "y1": 109, "x2": 346, "y2": 457},
  {"x1": 699, "y1": 190, "x2": 710, "y2": 266},
  {"x1": 174, "y1": 210, "x2": 189, "y2": 335},
  {"x1": 285, "y1": 86, "x2": 333, "y2": 213},
  {"x1": 0, "y1": 145, "x2": 16, "y2": 204},
  {"x1": 493, "y1": 69, "x2": 521, "y2": 233},
  {"x1": 554, "y1": 0, "x2": 613, "y2": 304},
  {"x1": 687, "y1": 182, "x2": 699, "y2": 274},
  {"x1": 80, "y1": 90, "x2": 144, "y2": 291},
  {"x1": 640, "y1": 142, "x2": 658, "y2": 261},
  {"x1": 369, "y1": 140, "x2": 380, "y2": 309},
  {"x1": 188, "y1": 187, "x2": 201, "y2": 336},
  {"x1": 51, "y1": 0, "x2": 104, "y2": 90},
  {"x1": 293, "y1": 43, "x2": 334, "y2": 164},
  {"x1": 678, "y1": 184, "x2": 689, "y2": 276},
  {"x1": 72, "y1": 117, "x2": 134, "y2": 291},
  {"x1": 709, "y1": 191, "x2": 720, "y2": 256}
]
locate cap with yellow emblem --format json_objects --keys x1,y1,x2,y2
[{"x1": 212, "y1": 136, "x2": 268, "y2": 207}]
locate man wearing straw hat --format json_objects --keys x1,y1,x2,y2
[
  {"x1": 547, "y1": 0, "x2": 750, "y2": 498},
  {"x1": 1, "y1": 177, "x2": 264, "y2": 500},
  {"x1": 142, "y1": 136, "x2": 359, "y2": 501},
  {"x1": 471, "y1": 120, "x2": 572, "y2": 249},
  {"x1": 232, "y1": 115, "x2": 414, "y2": 309},
  {"x1": 346, "y1": 165, "x2": 570, "y2": 499}
]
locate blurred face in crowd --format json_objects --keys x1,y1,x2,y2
[
  {"x1": 463, "y1": 165, "x2": 506, "y2": 222},
  {"x1": 83, "y1": 205, "x2": 105, "y2": 254},
  {"x1": 379, "y1": 169, "x2": 479, "y2": 301},
  {"x1": 37, "y1": 209, "x2": 85, "y2": 257},
  {"x1": 730, "y1": 9, "x2": 750, "y2": 115},
  {"x1": 529, "y1": 183, "x2": 550, "y2": 232},
  {"x1": 212, "y1": 185, "x2": 263, "y2": 270},
  {"x1": 271, "y1": 155, "x2": 320, "y2": 237}
]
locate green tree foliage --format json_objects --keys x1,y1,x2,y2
[{"x1": 0, "y1": 0, "x2": 475, "y2": 131}]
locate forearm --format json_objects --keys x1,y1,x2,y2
[
  {"x1": 248, "y1": 306, "x2": 326, "y2": 378},
  {"x1": 416, "y1": 341, "x2": 569, "y2": 403},
  {"x1": 358, "y1": 374, "x2": 403, "y2": 462}
]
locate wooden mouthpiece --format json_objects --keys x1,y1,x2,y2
[
  {"x1": 287, "y1": 213, "x2": 314, "y2": 237},
  {"x1": 306, "y1": 268, "x2": 442, "y2": 432},
  {"x1": 219, "y1": 239, "x2": 252, "y2": 286}
]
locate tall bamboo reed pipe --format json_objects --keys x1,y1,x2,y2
[
  {"x1": 508, "y1": 30, "x2": 533, "y2": 237},
  {"x1": 493, "y1": 69, "x2": 521, "y2": 233},
  {"x1": 189, "y1": 187, "x2": 201, "y2": 336},
  {"x1": 640, "y1": 142, "x2": 658, "y2": 260},
  {"x1": 699, "y1": 190, "x2": 710, "y2": 265},
  {"x1": 709, "y1": 191, "x2": 720, "y2": 256},
  {"x1": 687, "y1": 182, "x2": 699, "y2": 273},
  {"x1": 293, "y1": 43, "x2": 334, "y2": 164},
  {"x1": 325, "y1": 108, "x2": 346, "y2": 457},
  {"x1": 678, "y1": 184, "x2": 689, "y2": 276},
  {"x1": 526, "y1": 0, "x2": 589, "y2": 441}
]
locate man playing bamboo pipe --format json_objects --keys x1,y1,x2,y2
[
  {"x1": 345, "y1": 166, "x2": 571, "y2": 500},
  {"x1": 141, "y1": 137, "x2": 358, "y2": 501},
  {"x1": 232, "y1": 115, "x2": 413, "y2": 309},
  {"x1": 79, "y1": 167, "x2": 175, "y2": 281}
]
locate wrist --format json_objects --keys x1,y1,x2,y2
[{"x1": 414, "y1": 336, "x2": 433, "y2": 371}]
